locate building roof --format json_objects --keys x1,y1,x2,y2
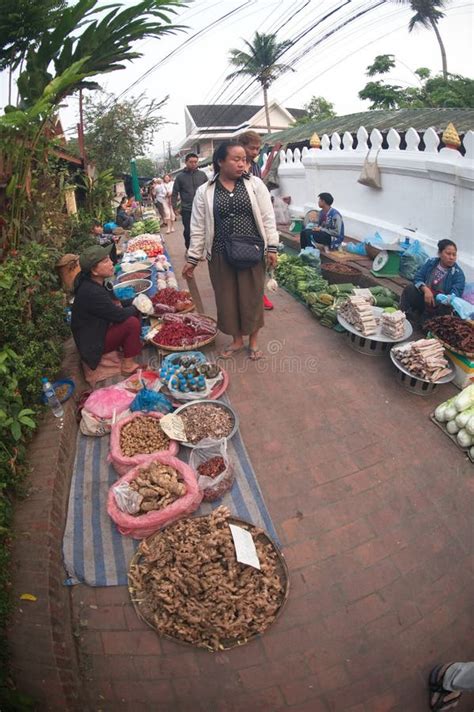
[
  {"x1": 262, "y1": 108, "x2": 474, "y2": 146},
  {"x1": 187, "y1": 104, "x2": 306, "y2": 128}
]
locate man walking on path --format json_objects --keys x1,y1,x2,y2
[{"x1": 172, "y1": 153, "x2": 207, "y2": 251}]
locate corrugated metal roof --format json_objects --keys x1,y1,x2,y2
[
  {"x1": 187, "y1": 104, "x2": 306, "y2": 128},
  {"x1": 262, "y1": 108, "x2": 474, "y2": 146}
]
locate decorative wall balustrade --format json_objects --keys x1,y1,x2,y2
[{"x1": 262, "y1": 125, "x2": 474, "y2": 277}]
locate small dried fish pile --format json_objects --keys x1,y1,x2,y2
[
  {"x1": 381, "y1": 310, "x2": 405, "y2": 339},
  {"x1": 339, "y1": 296, "x2": 377, "y2": 335},
  {"x1": 424, "y1": 316, "x2": 474, "y2": 355},
  {"x1": 129, "y1": 506, "x2": 286, "y2": 650},
  {"x1": 180, "y1": 404, "x2": 234, "y2": 444},
  {"x1": 392, "y1": 339, "x2": 451, "y2": 381},
  {"x1": 128, "y1": 462, "x2": 186, "y2": 513},
  {"x1": 120, "y1": 416, "x2": 170, "y2": 457}
]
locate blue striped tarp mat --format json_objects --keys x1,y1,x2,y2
[{"x1": 63, "y1": 405, "x2": 279, "y2": 587}]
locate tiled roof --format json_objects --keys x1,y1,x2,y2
[
  {"x1": 187, "y1": 104, "x2": 305, "y2": 128},
  {"x1": 263, "y1": 108, "x2": 474, "y2": 145}
]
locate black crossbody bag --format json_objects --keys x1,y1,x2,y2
[{"x1": 214, "y1": 185, "x2": 265, "y2": 270}]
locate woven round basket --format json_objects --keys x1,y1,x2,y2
[
  {"x1": 152, "y1": 302, "x2": 195, "y2": 318},
  {"x1": 127, "y1": 515, "x2": 290, "y2": 651},
  {"x1": 151, "y1": 314, "x2": 218, "y2": 352},
  {"x1": 430, "y1": 335, "x2": 474, "y2": 359},
  {"x1": 321, "y1": 263, "x2": 362, "y2": 285}
]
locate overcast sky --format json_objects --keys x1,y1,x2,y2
[{"x1": 1, "y1": 0, "x2": 473, "y2": 157}]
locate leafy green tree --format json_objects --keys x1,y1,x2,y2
[
  {"x1": 396, "y1": 0, "x2": 449, "y2": 79},
  {"x1": 296, "y1": 96, "x2": 336, "y2": 124},
  {"x1": 83, "y1": 93, "x2": 168, "y2": 175},
  {"x1": 358, "y1": 54, "x2": 474, "y2": 109},
  {"x1": 227, "y1": 32, "x2": 294, "y2": 133},
  {"x1": 14, "y1": 0, "x2": 182, "y2": 107},
  {"x1": 135, "y1": 157, "x2": 157, "y2": 177},
  {"x1": 0, "y1": 0, "x2": 66, "y2": 103}
]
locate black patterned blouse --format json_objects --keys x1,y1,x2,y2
[{"x1": 213, "y1": 177, "x2": 260, "y2": 254}]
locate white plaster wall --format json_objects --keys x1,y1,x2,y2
[{"x1": 270, "y1": 127, "x2": 474, "y2": 280}]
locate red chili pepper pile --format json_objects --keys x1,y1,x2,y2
[
  {"x1": 152, "y1": 314, "x2": 217, "y2": 347},
  {"x1": 197, "y1": 456, "x2": 226, "y2": 479},
  {"x1": 151, "y1": 288, "x2": 193, "y2": 312}
]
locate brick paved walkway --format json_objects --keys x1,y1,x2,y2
[{"x1": 71, "y1": 222, "x2": 473, "y2": 712}]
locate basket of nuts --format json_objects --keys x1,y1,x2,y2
[{"x1": 109, "y1": 412, "x2": 179, "y2": 476}]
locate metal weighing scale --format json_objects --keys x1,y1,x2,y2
[{"x1": 370, "y1": 243, "x2": 402, "y2": 278}]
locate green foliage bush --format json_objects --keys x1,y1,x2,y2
[{"x1": 0, "y1": 243, "x2": 69, "y2": 700}]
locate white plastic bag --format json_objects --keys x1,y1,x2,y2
[
  {"x1": 113, "y1": 482, "x2": 143, "y2": 514},
  {"x1": 189, "y1": 438, "x2": 234, "y2": 502}
]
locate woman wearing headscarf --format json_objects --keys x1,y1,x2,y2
[{"x1": 182, "y1": 140, "x2": 278, "y2": 360}]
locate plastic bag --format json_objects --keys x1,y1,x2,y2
[
  {"x1": 346, "y1": 231, "x2": 384, "y2": 255},
  {"x1": 130, "y1": 387, "x2": 174, "y2": 413},
  {"x1": 133, "y1": 293, "x2": 154, "y2": 315},
  {"x1": 273, "y1": 196, "x2": 291, "y2": 225},
  {"x1": 299, "y1": 246, "x2": 321, "y2": 268},
  {"x1": 80, "y1": 406, "x2": 130, "y2": 437},
  {"x1": 399, "y1": 240, "x2": 430, "y2": 281},
  {"x1": 82, "y1": 386, "x2": 135, "y2": 420},
  {"x1": 113, "y1": 482, "x2": 143, "y2": 514},
  {"x1": 436, "y1": 294, "x2": 474, "y2": 320},
  {"x1": 108, "y1": 411, "x2": 179, "y2": 476},
  {"x1": 462, "y1": 283, "x2": 474, "y2": 306},
  {"x1": 107, "y1": 452, "x2": 202, "y2": 538},
  {"x1": 189, "y1": 439, "x2": 234, "y2": 502}
]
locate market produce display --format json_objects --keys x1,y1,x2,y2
[
  {"x1": 120, "y1": 415, "x2": 170, "y2": 457},
  {"x1": 178, "y1": 402, "x2": 235, "y2": 444},
  {"x1": 339, "y1": 296, "x2": 377, "y2": 335},
  {"x1": 128, "y1": 507, "x2": 288, "y2": 650},
  {"x1": 151, "y1": 313, "x2": 217, "y2": 350},
  {"x1": 196, "y1": 455, "x2": 234, "y2": 502},
  {"x1": 425, "y1": 316, "x2": 474, "y2": 355},
  {"x1": 392, "y1": 339, "x2": 452, "y2": 382},
  {"x1": 151, "y1": 287, "x2": 194, "y2": 314},
  {"x1": 130, "y1": 218, "x2": 161, "y2": 236},
  {"x1": 128, "y1": 462, "x2": 187, "y2": 513},
  {"x1": 160, "y1": 360, "x2": 221, "y2": 395},
  {"x1": 381, "y1": 311, "x2": 406, "y2": 339},
  {"x1": 433, "y1": 384, "x2": 474, "y2": 459}
]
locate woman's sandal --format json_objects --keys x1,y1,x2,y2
[
  {"x1": 219, "y1": 345, "x2": 245, "y2": 360},
  {"x1": 429, "y1": 664, "x2": 462, "y2": 711},
  {"x1": 247, "y1": 347, "x2": 265, "y2": 361}
]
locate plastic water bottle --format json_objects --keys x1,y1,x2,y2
[{"x1": 42, "y1": 378, "x2": 64, "y2": 418}]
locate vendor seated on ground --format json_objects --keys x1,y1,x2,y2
[
  {"x1": 116, "y1": 197, "x2": 135, "y2": 229},
  {"x1": 90, "y1": 220, "x2": 118, "y2": 265},
  {"x1": 300, "y1": 192, "x2": 344, "y2": 251},
  {"x1": 71, "y1": 245, "x2": 143, "y2": 376},
  {"x1": 401, "y1": 239, "x2": 465, "y2": 324}
]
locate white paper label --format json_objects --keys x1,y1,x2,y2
[
  {"x1": 159, "y1": 414, "x2": 188, "y2": 441},
  {"x1": 229, "y1": 524, "x2": 260, "y2": 570}
]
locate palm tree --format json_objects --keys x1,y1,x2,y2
[
  {"x1": 226, "y1": 32, "x2": 294, "y2": 134},
  {"x1": 397, "y1": 0, "x2": 449, "y2": 79}
]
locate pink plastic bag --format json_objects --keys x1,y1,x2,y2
[
  {"x1": 83, "y1": 385, "x2": 135, "y2": 420},
  {"x1": 107, "y1": 452, "x2": 203, "y2": 538},
  {"x1": 109, "y1": 411, "x2": 179, "y2": 476}
]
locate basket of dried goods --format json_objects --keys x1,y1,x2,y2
[
  {"x1": 128, "y1": 506, "x2": 289, "y2": 650},
  {"x1": 321, "y1": 262, "x2": 362, "y2": 285},
  {"x1": 117, "y1": 270, "x2": 152, "y2": 284},
  {"x1": 150, "y1": 313, "x2": 218, "y2": 352},
  {"x1": 170, "y1": 400, "x2": 238, "y2": 447},
  {"x1": 151, "y1": 287, "x2": 195, "y2": 315},
  {"x1": 109, "y1": 412, "x2": 179, "y2": 476},
  {"x1": 424, "y1": 316, "x2": 474, "y2": 358},
  {"x1": 108, "y1": 453, "x2": 202, "y2": 538},
  {"x1": 189, "y1": 438, "x2": 234, "y2": 502}
]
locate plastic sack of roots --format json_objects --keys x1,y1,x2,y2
[{"x1": 189, "y1": 438, "x2": 234, "y2": 502}]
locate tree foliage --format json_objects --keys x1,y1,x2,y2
[
  {"x1": 227, "y1": 32, "x2": 294, "y2": 132},
  {"x1": 296, "y1": 96, "x2": 336, "y2": 124},
  {"x1": 395, "y1": 0, "x2": 449, "y2": 78},
  {"x1": 83, "y1": 93, "x2": 168, "y2": 174},
  {"x1": 358, "y1": 54, "x2": 474, "y2": 109},
  {"x1": 13, "y1": 0, "x2": 183, "y2": 107},
  {"x1": 135, "y1": 157, "x2": 157, "y2": 177}
]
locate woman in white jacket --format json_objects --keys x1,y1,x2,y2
[{"x1": 182, "y1": 140, "x2": 278, "y2": 360}]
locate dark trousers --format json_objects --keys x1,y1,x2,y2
[
  {"x1": 181, "y1": 209, "x2": 192, "y2": 250},
  {"x1": 103, "y1": 316, "x2": 142, "y2": 358},
  {"x1": 300, "y1": 228, "x2": 332, "y2": 250},
  {"x1": 400, "y1": 283, "x2": 452, "y2": 323}
]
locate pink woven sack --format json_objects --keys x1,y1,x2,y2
[
  {"x1": 107, "y1": 452, "x2": 203, "y2": 538},
  {"x1": 109, "y1": 411, "x2": 179, "y2": 476}
]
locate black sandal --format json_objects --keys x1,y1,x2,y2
[{"x1": 429, "y1": 664, "x2": 462, "y2": 711}]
